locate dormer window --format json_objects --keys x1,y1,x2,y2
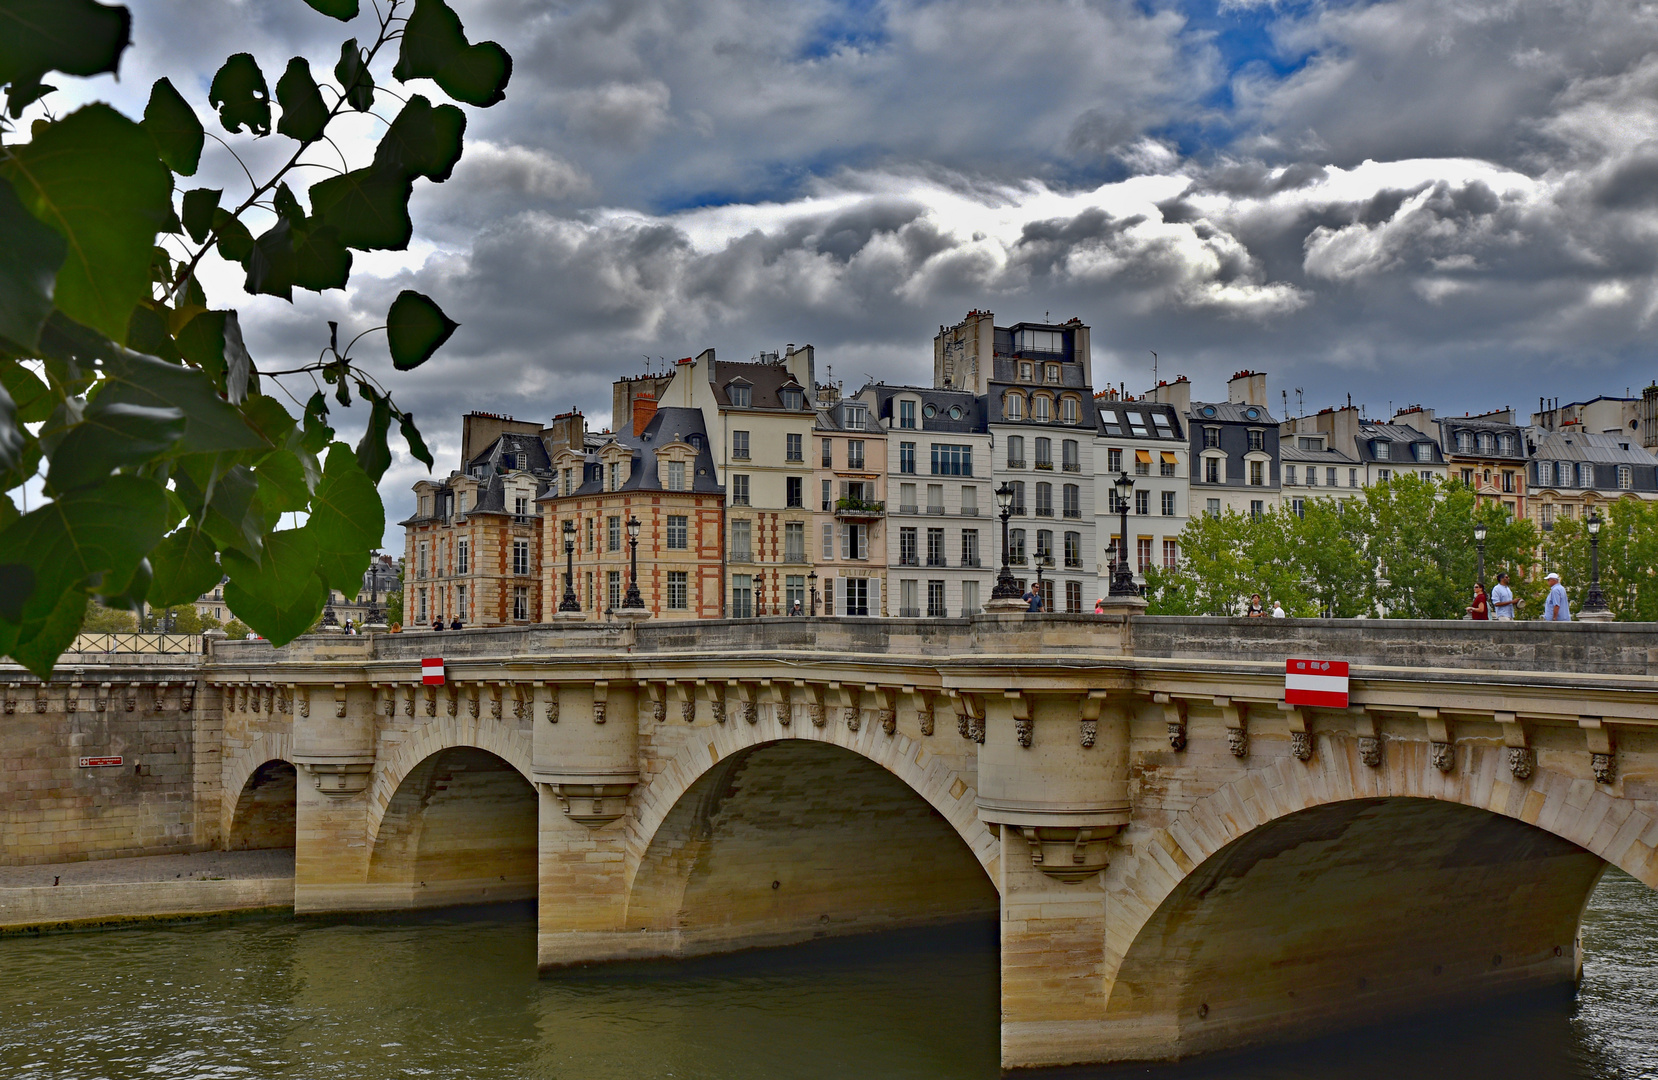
[
  {"x1": 472, "y1": 466, "x2": 487, "y2": 479},
  {"x1": 1413, "y1": 442, "x2": 1433, "y2": 462},
  {"x1": 1045, "y1": 364, "x2": 1060, "y2": 384},
  {"x1": 1373, "y1": 441, "x2": 1390, "y2": 461},
  {"x1": 1005, "y1": 394, "x2": 1025, "y2": 420},
  {"x1": 1500, "y1": 434, "x2": 1514, "y2": 454},
  {"x1": 781, "y1": 387, "x2": 803, "y2": 410},
  {"x1": 842, "y1": 403, "x2": 867, "y2": 430},
  {"x1": 729, "y1": 382, "x2": 752, "y2": 407},
  {"x1": 1018, "y1": 361, "x2": 1033, "y2": 381},
  {"x1": 1298, "y1": 436, "x2": 1323, "y2": 451},
  {"x1": 668, "y1": 460, "x2": 686, "y2": 491},
  {"x1": 1456, "y1": 431, "x2": 1472, "y2": 452}
]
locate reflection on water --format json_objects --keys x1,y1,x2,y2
[{"x1": 0, "y1": 871, "x2": 1652, "y2": 1079}]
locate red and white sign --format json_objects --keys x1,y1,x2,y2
[
  {"x1": 78, "y1": 756, "x2": 123, "y2": 768},
  {"x1": 1285, "y1": 658, "x2": 1349, "y2": 708},
  {"x1": 422, "y1": 658, "x2": 445, "y2": 686}
]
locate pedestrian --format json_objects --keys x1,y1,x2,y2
[
  {"x1": 432, "y1": 618, "x2": 444, "y2": 632},
  {"x1": 343, "y1": 618, "x2": 355, "y2": 635},
  {"x1": 450, "y1": 617, "x2": 463, "y2": 630},
  {"x1": 1094, "y1": 598, "x2": 1106, "y2": 614},
  {"x1": 1245, "y1": 593, "x2": 1265, "y2": 617},
  {"x1": 1466, "y1": 583, "x2": 1489, "y2": 620},
  {"x1": 1489, "y1": 572, "x2": 1516, "y2": 620},
  {"x1": 1542, "y1": 572, "x2": 1571, "y2": 622},
  {"x1": 1023, "y1": 587, "x2": 1043, "y2": 613},
  {"x1": 1271, "y1": 600, "x2": 1286, "y2": 618}
]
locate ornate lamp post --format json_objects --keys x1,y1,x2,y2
[
  {"x1": 559, "y1": 520, "x2": 581, "y2": 612},
  {"x1": 754, "y1": 575, "x2": 766, "y2": 618},
  {"x1": 1473, "y1": 522, "x2": 1487, "y2": 587},
  {"x1": 1109, "y1": 470, "x2": 1138, "y2": 596},
  {"x1": 622, "y1": 515, "x2": 644, "y2": 609},
  {"x1": 991, "y1": 481, "x2": 1021, "y2": 601},
  {"x1": 1583, "y1": 512, "x2": 1609, "y2": 616},
  {"x1": 1034, "y1": 554, "x2": 1053, "y2": 610},
  {"x1": 807, "y1": 570, "x2": 818, "y2": 616}
]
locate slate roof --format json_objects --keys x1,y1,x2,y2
[
  {"x1": 545, "y1": 405, "x2": 724, "y2": 500},
  {"x1": 1439, "y1": 416, "x2": 1526, "y2": 461},
  {"x1": 858, "y1": 384, "x2": 987, "y2": 436},
  {"x1": 1188, "y1": 401, "x2": 1278, "y2": 425},
  {"x1": 1096, "y1": 402, "x2": 1184, "y2": 441},
  {"x1": 711, "y1": 360, "x2": 811, "y2": 412},
  {"x1": 1527, "y1": 428, "x2": 1658, "y2": 467},
  {"x1": 1354, "y1": 423, "x2": 1444, "y2": 465}
]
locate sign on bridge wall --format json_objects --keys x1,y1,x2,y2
[{"x1": 1285, "y1": 659, "x2": 1349, "y2": 708}]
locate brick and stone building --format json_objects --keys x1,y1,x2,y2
[
  {"x1": 1525, "y1": 426, "x2": 1658, "y2": 532},
  {"x1": 1431, "y1": 408, "x2": 1528, "y2": 518},
  {"x1": 813, "y1": 387, "x2": 888, "y2": 616},
  {"x1": 1096, "y1": 386, "x2": 1188, "y2": 594},
  {"x1": 1181, "y1": 371, "x2": 1281, "y2": 520}
]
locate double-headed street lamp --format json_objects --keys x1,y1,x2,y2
[
  {"x1": 991, "y1": 481, "x2": 1021, "y2": 601},
  {"x1": 807, "y1": 570, "x2": 819, "y2": 616},
  {"x1": 1473, "y1": 521, "x2": 1487, "y2": 586},
  {"x1": 1584, "y1": 512, "x2": 1609, "y2": 615},
  {"x1": 622, "y1": 515, "x2": 645, "y2": 609},
  {"x1": 559, "y1": 520, "x2": 581, "y2": 612},
  {"x1": 1109, "y1": 470, "x2": 1138, "y2": 597}
]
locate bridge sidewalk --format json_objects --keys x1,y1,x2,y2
[{"x1": 0, "y1": 850, "x2": 294, "y2": 932}]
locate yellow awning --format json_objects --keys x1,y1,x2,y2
[
  {"x1": 1160, "y1": 451, "x2": 1178, "y2": 465},
  {"x1": 1135, "y1": 449, "x2": 1152, "y2": 464}
]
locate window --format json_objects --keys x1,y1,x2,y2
[
  {"x1": 1377, "y1": 468, "x2": 1391, "y2": 483},
  {"x1": 1580, "y1": 462, "x2": 1595, "y2": 488},
  {"x1": 1414, "y1": 443, "x2": 1433, "y2": 462},
  {"x1": 1206, "y1": 498, "x2": 1220, "y2": 519},
  {"x1": 822, "y1": 438, "x2": 833, "y2": 467},
  {"x1": 1250, "y1": 500, "x2": 1263, "y2": 520},
  {"x1": 1161, "y1": 490, "x2": 1175, "y2": 516},
  {"x1": 1045, "y1": 363, "x2": 1060, "y2": 384},
  {"x1": 1035, "y1": 437, "x2": 1052, "y2": 468},
  {"x1": 1009, "y1": 528, "x2": 1026, "y2": 564},
  {"x1": 608, "y1": 571, "x2": 622, "y2": 612},
  {"x1": 1163, "y1": 539, "x2": 1179, "y2": 568},
  {"x1": 456, "y1": 539, "x2": 469, "y2": 574},
  {"x1": 961, "y1": 529, "x2": 980, "y2": 567},
  {"x1": 822, "y1": 478, "x2": 832, "y2": 511},
  {"x1": 926, "y1": 483, "x2": 944, "y2": 513},
  {"x1": 1010, "y1": 480, "x2": 1025, "y2": 514},
  {"x1": 786, "y1": 476, "x2": 803, "y2": 508},
  {"x1": 1108, "y1": 448, "x2": 1121, "y2": 473},
  {"x1": 514, "y1": 586, "x2": 529, "y2": 621},
  {"x1": 584, "y1": 517, "x2": 593, "y2": 551},
  {"x1": 1017, "y1": 328, "x2": 1066, "y2": 353},
  {"x1": 785, "y1": 575, "x2": 804, "y2": 614},
  {"x1": 667, "y1": 460, "x2": 686, "y2": 491},
  {"x1": 1135, "y1": 490, "x2": 1149, "y2": 515},
  {"x1": 1064, "y1": 531, "x2": 1081, "y2": 568},
  {"x1": 927, "y1": 527, "x2": 946, "y2": 566},
  {"x1": 1036, "y1": 529, "x2": 1053, "y2": 562},
  {"x1": 1038, "y1": 579, "x2": 1054, "y2": 613},
  {"x1": 1204, "y1": 427, "x2": 1220, "y2": 449},
  {"x1": 513, "y1": 539, "x2": 530, "y2": 575},
  {"x1": 1063, "y1": 484, "x2": 1080, "y2": 517},
  {"x1": 731, "y1": 474, "x2": 749, "y2": 506},
  {"x1": 961, "y1": 485, "x2": 978, "y2": 514},
  {"x1": 667, "y1": 515, "x2": 689, "y2": 550},
  {"x1": 841, "y1": 523, "x2": 869, "y2": 560},
  {"x1": 561, "y1": 468, "x2": 573, "y2": 497},
  {"x1": 1348, "y1": 468, "x2": 1358, "y2": 488},
  {"x1": 515, "y1": 495, "x2": 530, "y2": 516},
  {"x1": 456, "y1": 584, "x2": 465, "y2": 621},
  {"x1": 668, "y1": 571, "x2": 688, "y2": 610},
  {"x1": 1005, "y1": 394, "x2": 1024, "y2": 420},
  {"x1": 417, "y1": 542, "x2": 428, "y2": 578},
  {"x1": 1019, "y1": 361, "x2": 1033, "y2": 381},
  {"x1": 1062, "y1": 397, "x2": 1078, "y2": 424},
  {"x1": 417, "y1": 587, "x2": 427, "y2": 622},
  {"x1": 729, "y1": 383, "x2": 752, "y2": 407},
  {"x1": 1247, "y1": 429, "x2": 1264, "y2": 451},
  {"x1": 786, "y1": 433, "x2": 803, "y2": 462},
  {"x1": 1128, "y1": 412, "x2": 1149, "y2": 437},
  {"x1": 1204, "y1": 458, "x2": 1220, "y2": 484},
  {"x1": 900, "y1": 442, "x2": 916, "y2": 473},
  {"x1": 1503, "y1": 470, "x2": 1516, "y2": 493},
  {"x1": 731, "y1": 575, "x2": 752, "y2": 618},
  {"x1": 1291, "y1": 497, "x2": 1306, "y2": 518},
  {"x1": 822, "y1": 522, "x2": 834, "y2": 559},
  {"x1": 732, "y1": 430, "x2": 750, "y2": 459},
  {"x1": 931, "y1": 444, "x2": 972, "y2": 475},
  {"x1": 1299, "y1": 437, "x2": 1323, "y2": 452},
  {"x1": 781, "y1": 387, "x2": 804, "y2": 411},
  {"x1": 843, "y1": 577, "x2": 870, "y2": 616},
  {"x1": 1063, "y1": 439, "x2": 1079, "y2": 471},
  {"x1": 1457, "y1": 431, "x2": 1472, "y2": 452},
  {"x1": 842, "y1": 403, "x2": 868, "y2": 430},
  {"x1": 923, "y1": 403, "x2": 937, "y2": 419},
  {"x1": 848, "y1": 440, "x2": 865, "y2": 470},
  {"x1": 899, "y1": 400, "x2": 916, "y2": 428},
  {"x1": 608, "y1": 516, "x2": 621, "y2": 551},
  {"x1": 899, "y1": 482, "x2": 917, "y2": 512},
  {"x1": 784, "y1": 521, "x2": 805, "y2": 561},
  {"x1": 900, "y1": 578, "x2": 919, "y2": 617},
  {"x1": 731, "y1": 519, "x2": 751, "y2": 561},
  {"x1": 961, "y1": 581, "x2": 979, "y2": 616},
  {"x1": 1137, "y1": 537, "x2": 1152, "y2": 574},
  {"x1": 1008, "y1": 435, "x2": 1025, "y2": 468},
  {"x1": 1035, "y1": 482, "x2": 1053, "y2": 517},
  {"x1": 1134, "y1": 450, "x2": 1151, "y2": 476},
  {"x1": 607, "y1": 462, "x2": 619, "y2": 491},
  {"x1": 927, "y1": 580, "x2": 947, "y2": 618},
  {"x1": 1285, "y1": 464, "x2": 1297, "y2": 485},
  {"x1": 1033, "y1": 396, "x2": 1051, "y2": 422},
  {"x1": 1501, "y1": 434, "x2": 1515, "y2": 455},
  {"x1": 900, "y1": 527, "x2": 918, "y2": 565},
  {"x1": 1373, "y1": 440, "x2": 1390, "y2": 461},
  {"x1": 457, "y1": 490, "x2": 468, "y2": 512},
  {"x1": 1249, "y1": 460, "x2": 1264, "y2": 486}
]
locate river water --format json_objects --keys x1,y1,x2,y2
[{"x1": 1, "y1": 870, "x2": 1654, "y2": 1080}]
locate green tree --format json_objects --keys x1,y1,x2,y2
[
  {"x1": 1283, "y1": 497, "x2": 1373, "y2": 617},
  {"x1": 1537, "y1": 499, "x2": 1658, "y2": 619},
  {"x1": 0, "y1": 0, "x2": 513, "y2": 676},
  {"x1": 82, "y1": 601, "x2": 137, "y2": 632},
  {"x1": 223, "y1": 618, "x2": 250, "y2": 640},
  {"x1": 385, "y1": 589, "x2": 403, "y2": 627}
]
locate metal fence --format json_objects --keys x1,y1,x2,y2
[{"x1": 69, "y1": 633, "x2": 201, "y2": 654}]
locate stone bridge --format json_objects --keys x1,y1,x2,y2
[{"x1": 9, "y1": 616, "x2": 1658, "y2": 1070}]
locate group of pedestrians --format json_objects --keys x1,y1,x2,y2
[
  {"x1": 1467, "y1": 571, "x2": 1572, "y2": 621},
  {"x1": 1244, "y1": 594, "x2": 1285, "y2": 618}
]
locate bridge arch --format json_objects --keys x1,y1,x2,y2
[
  {"x1": 365, "y1": 713, "x2": 534, "y2": 850},
  {"x1": 1101, "y1": 736, "x2": 1657, "y2": 1061},
  {"x1": 621, "y1": 710, "x2": 999, "y2": 954},
  {"x1": 221, "y1": 730, "x2": 293, "y2": 846}
]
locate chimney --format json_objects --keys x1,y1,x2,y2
[
  {"x1": 1145, "y1": 375, "x2": 1191, "y2": 415},
  {"x1": 540, "y1": 410, "x2": 587, "y2": 457},
  {"x1": 632, "y1": 393, "x2": 657, "y2": 438},
  {"x1": 1228, "y1": 370, "x2": 1267, "y2": 408}
]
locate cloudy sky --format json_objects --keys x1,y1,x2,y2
[{"x1": 65, "y1": 0, "x2": 1658, "y2": 545}]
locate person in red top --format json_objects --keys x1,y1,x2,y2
[{"x1": 1467, "y1": 583, "x2": 1489, "y2": 620}]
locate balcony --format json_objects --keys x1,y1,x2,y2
[
  {"x1": 1035, "y1": 506, "x2": 1055, "y2": 517},
  {"x1": 960, "y1": 506, "x2": 979, "y2": 516},
  {"x1": 833, "y1": 497, "x2": 885, "y2": 520},
  {"x1": 1009, "y1": 554, "x2": 1028, "y2": 566},
  {"x1": 898, "y1": 555, "x2": 920, "y2": 567},
  {"x1": 729, "y1": 548, "x2": 753, "y2": 563},
  {"x1": 783, "y1": 552, "x2": 810, "y2": 564},
  {"x1": 847, "y1": 458, "x2": 866, "y2": 471},
  {"x1": 926, "y1": 557, "x2": 948, "y2": 568},
  {"x1": 960, "y1": 557, "x2": 982, "y2": 568},
  {"x1": 1035, "y1": 460, "x2": 1053, "y2": 471},
  {"x1": 899, "y1": 606, "x2": 921, "y2": 618},
  {"x1": 899, "y1": 503, "x2": 919, "y2": 515},
  {"x1": 1010, "y1": 505, "x2": 1027, "y2": 516},
  {"x1": 926, "y1": 504, "x2": 946, "y2": 515},
  {"x1": 1006, "y1": 459, "x2": 1026, "y2": 469},
  {"x1": 1063, "y1": 462, "x2": 1081, "y2": 472},
  {"x1": 1064, "y1": 509, "x2": 1081, "y2": 519}
]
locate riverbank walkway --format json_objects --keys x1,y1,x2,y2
[{"x1": 0, "y1": 850, "x2": 293, "y2": 932}]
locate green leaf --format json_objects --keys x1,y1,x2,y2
[
  {"x1": 334, "y1": 38, "x2": 374, "y2": 112},
  {"x1": 293, "y1": 223, "x2": 352, "y2": 292},
  {"x1": 0, "y1": 0, "x2": 130, "y2": 88},
  {"x1": 399, "y1": 411, "x2": 434, "y2": 470},
  {"x1": 0, "y1": 361, "x2": 54, "y2": 424},
  {"x1": 208, "y1": 53, "x2": 271, "y2": 136},
  {"x1": 5, "y1": 79, "x2": 55, "y2": 120},
  {"x1": 172, "y1": 310, "x2": 254, "y2": 407},
  {"x1": 241, "y1": 393, "x2": 298, "y2": 445},
  {"x1": 273, "y1": 182, "x2": 305, "y2": 226},
  {"x1": 374, "y1": 95, "x2": 465, "y2": 182},
  {"x1": 0, "y1": 176, "x2": 66, "y2": 350},
  {"x1": 386, "y1": 290, "x2": 458, "y2": 370},
  {"x1": 99, "y1": 347, "x2": 265, "y2": 452},
  {"x1": 302, "y1": 391, "x2": 332, "y2": 454},
  {"x1": 142, "y1": 78, "x2": 204, "y2": 175},
  {"x1": 8, "y1": 584, "x2": 88, "y2": 678},
  {"x1": 302, "y1": 0, "x2": 359, "y2": 18},
  {"x1": 2, "y1": 104, "x2": 174, "y2": 344},
  {"x1": 0, "y1": 561, "x2": 31, "y2": 624},
  {"x1": 275, "y1": 56, "x2": 328, "y2": 143},
  {"x1": 308, "y1": 167, "x2": 413, "y2": 250},
  {"x1": 148, "y1": 525, "x2": 221, "y2": 607},
  {"x1": 176, "y1": 460, "x2": 263, "y2": 558},
  {"x1": 223, "y1": 529, "x2": 327, "y2": 645},
  {"x1": 356, "y1": 395, "x2": 393, "y2": 482},
  {"x1": 255, "y1": 446, "x2": 311, "y2": 515},
  {"x1": 182, "y1": 187, "x2": 220, "y2": 244},
  {"x1": 305, "y1": 442, "x2": 382, "y2": 594},
  {"x1": 46, "y1": 400, "x2": 186, "y2": 492},
  {"x1": 0, "y1": 378, "x2": 21, "y2": 477},
  {"x1": 246, "y1": 218, "x2": 296, "y2": 300},
  {"x1": 125, "y1": 303, "x2": 181, "y2": 362},
  {"x1": 213, "y1": 208, "x2": 255, "y2": 262},
  {"x1": 393, "y1": 0, "x2": 512, "y2": 108}
]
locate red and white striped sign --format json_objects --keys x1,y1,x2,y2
[
  {"x1": 422, "y1": 658, "x2": 445, "y2": 686},
  {"x1": 1285, "y1": 658, "x2": 1349, "y2": 708},
  {"x1": 78, "y1": 756, "x2": 123, "y2": 768}
]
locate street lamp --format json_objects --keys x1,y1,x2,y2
[
  {"x1": 559, "y1": 520, "x2": 581, "y2": 612},
  {"x1": 1584, "y1": 512, "x2": 1609, "y2": 615},
  {"x1": 1034, "y1": 554, "x2": 1054, "y2": 610},
  {"x1": 807, "y1": 570, "x2": 819, "y2": 616},
  {"x1": 1473, "y1": 522, "x2": 1488, "y2": 587},
  {"x1": 991, "y1": 481, "x2": 1021, "y2": 601},
  {"x1": 1109, "y1": 470, "x2": 1137, "y2": 596},
  {"x1": 622, "y1": 515, "x2": 644, "y2": 609}
]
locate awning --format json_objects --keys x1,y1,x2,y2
[
  {"x1": 1135, "y1": 449, "x2": 1152, "y2": 464},
  {"x1": 1160, "y1": 451, "x2": 1178, "y2": 465}
]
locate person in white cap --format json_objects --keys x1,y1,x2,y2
[{"x1": 1542, "y1": 571, "x2": 1571, "y2": 622}]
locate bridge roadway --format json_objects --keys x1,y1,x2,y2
[{"x1": 7, "y1": 614, "x2": 1658, "y2": 1069}]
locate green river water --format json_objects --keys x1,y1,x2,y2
[{"x1": 1, "y1": 870, "x2": 1654, "y2": 1080}]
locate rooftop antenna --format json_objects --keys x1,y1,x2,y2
[
  {"x1": 1151, "y1": 350, "x2": 1157, "y2": 386},
  {"x1": 1296, "y1": 388, "x2": 1304, "y2": 417},
  {"x1": 1282, "y1": 390, "x2": 1288, "y2": 418}
]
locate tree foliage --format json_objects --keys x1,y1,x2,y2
[
  {"x1": 1146, "y1": 476, "x2": 1540, "y2": 618},
  {"x1": 1537, "y1": 500, "x2": 1658, "y2": 620},
  {"x1": 0, "y1": 0, "x2": 511, "y2": 675}
]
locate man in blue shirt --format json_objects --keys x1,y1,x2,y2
[
  {"x1": 1543, "y1": 572, "x2": 1571, "y2": 621},
  {"x1": 1490, "y1": 572, "x2": 1516, "y2": 620}
]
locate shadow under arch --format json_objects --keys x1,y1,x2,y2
[
  {"x1": 1104, "y1": 796, "x2": 1611, "y2": 1062},
  {"x1": 227, "y1": 758, "x2": 297, "y2": 850},
  {"x1": 624, "y1": 738, "x2": 999, "y2": 957},
  {"x1": 366, "y1": 745, "x2": 538, "y2": 912}
]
